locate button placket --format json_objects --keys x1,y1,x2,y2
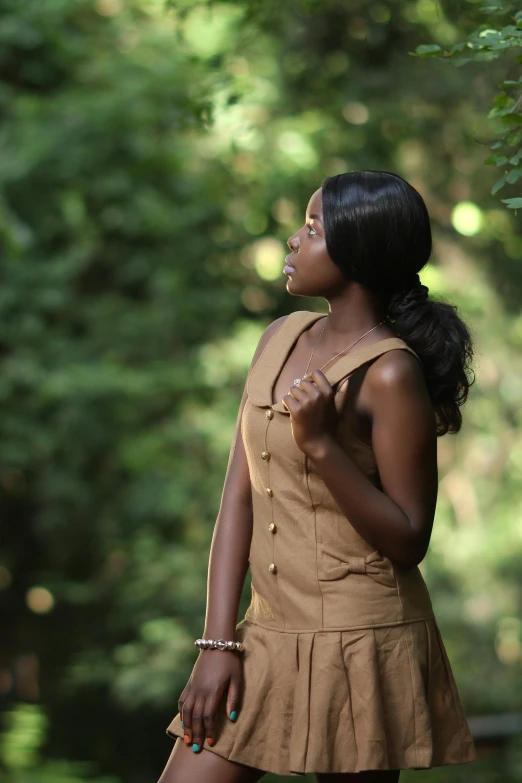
[{"x1": 264, "y1": 406, "x2": 277, "y2": 574}]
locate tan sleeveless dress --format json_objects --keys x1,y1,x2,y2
[{"x1": 166, "y1": 310, "x2": 477, "y2": 776}]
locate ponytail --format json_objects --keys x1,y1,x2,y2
[{"x1": 385, "y1": 275, "x2": 474, "y2": 435}]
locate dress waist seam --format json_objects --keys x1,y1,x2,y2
[{"x1": 240, "y1": 615, "x2": 436, "y2": 633}]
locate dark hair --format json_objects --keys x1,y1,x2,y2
[{"x1": 321, "y1": 170, "x2": 474, "y2": 436}]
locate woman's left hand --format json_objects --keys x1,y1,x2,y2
[{"x1": 282, "y1": 370, "x2": 348, "y2": 455}]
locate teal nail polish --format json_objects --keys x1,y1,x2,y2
[
  {"x1": 230, "y1": 711, "x2": 237, "y2": 721},
  {"x1": 192, "y1": 743, "x2": 199, "y2": 752},
  {"x1": 180, "y1": 720, "x2": 184, "y2": 729}
]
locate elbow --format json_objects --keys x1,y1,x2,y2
[
  {"x1": 391, "y1": 529, "x2": 429, "y2": 570},
  {"x1": 400, "y1": 553, "x2": 426, "y2": 570}
]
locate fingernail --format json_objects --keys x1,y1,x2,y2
[
  {"x1": 230, "y1": 711, "x2": 237, "y2": 722},
  {"x1": 180, "y1": 720, "x2": 184, "y2": 729},
  {"x1": 192, "y1": 743, "x2": 200, "y2": 752},
  {"x1": 207, "y1": 737, "x2": 214, "y2": 745},
  {"x1": 184, "y1": 734, "x2": 191, "y2": 744}
]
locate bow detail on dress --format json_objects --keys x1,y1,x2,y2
[{"x1": 317, "y1": 544, "x2": 396, "y2": 588}]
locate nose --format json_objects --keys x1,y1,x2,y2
[{"x1": 287, "y1": 233, "x2": 299, "y2": 252}]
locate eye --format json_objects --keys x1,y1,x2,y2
[{"x1": 307, "y1": 224, "x2": 317, "y2": 236}]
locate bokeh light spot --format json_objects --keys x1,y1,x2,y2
[
  {"x1": 277, "y1": 131, "x2": 318, "y2": 169},
  {"x1": 241, "y1": 286, "x2": 272, "y2": 312},
  {"x1": 252, "y1": 237, "x2": 285, "y2": 280},
  {"x1": 342, "y1": 102, "x2": 370, "y2": 125},
  {"x1": 451, "y1": 202, "x2": 484, "y2": 236},
  {"x1": 243, "y1": 211, "x2": 268, "y2": 235},
  {"x1": 182, "y1": 4, "x2": 244, "y2": 59},
  {"x1": 96, "y1": 0, "x2": 122, "y2": 16},
  {"x1": 26, "y1": 587, "x2": 55, "y2": 614},
  {"x1": 272, "y1": 197, "x2": 297, "y2": 225}
]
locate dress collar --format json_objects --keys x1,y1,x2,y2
[{"x1": 246, "y1": 311, "x2": 418, "y2": 415}]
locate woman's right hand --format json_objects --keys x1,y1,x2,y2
[{"x1": 178, "y1": 649, "x2": 244, "y2": 752}]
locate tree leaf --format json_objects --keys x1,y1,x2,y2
[
  {"x1": 501, "y1": 197, "x2": 522, "y2": 208},
  {"x1": 506, "y1": 167, "x2": 522, "y2": 183},
  {"x1": 492, "y1": 175, "x2": 507, "y2": 194},
  {"x1": 415, "y1": 44, "x2": 443, "y2": 57}
]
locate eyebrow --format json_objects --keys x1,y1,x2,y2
[{"x1": 307, "y1": 213, "x2": 323, "y2": 224}]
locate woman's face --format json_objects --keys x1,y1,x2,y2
[{"x1": 285, "y1": 187, "x2": 347, "y2": 298}]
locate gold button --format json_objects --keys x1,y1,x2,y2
[
  {"x1": 268, "y1": 563, "x2": 277, "y2": 574},
  {"x1": 261, "y1": 451, "x2": 270, "y2": 460},
  {"x1": 268, "y1": 523, "x2": 276, "y2": 533},
  {"x1": 266, "y1": 409, "x2": 274, "y2": 419},
  {"x1": 265, "y1": 487, "x2": 273, "y2": 497}
]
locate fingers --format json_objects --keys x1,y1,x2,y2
[
  {"x1": 282, "y1": 393, "x2": 297, "y2": 411},
  {"x1": 180, "y1": 689, "x2": 196, "y2": 748},
  {"x1": 180, "y1": 683, "x2": 238, "y2": 753},
  {"x1": 184, "y1": 692, "x2": 206, "y2": 752},
  {"x1": 226, "y1": 676, "x2": 242, "y2": 725},
  {"x1": 305, "y1": 369, "x2": 333, "y2": 394},
  {"x1": 283, "y1": 376, "x2": 316, "y2": 407},
  {"x1": 201, "y1": 689, "x2": 222, "y2": 748},
  {"x1": 178, "y1": 683, "x2": 190, "y2": 733},
  {"x1": 284, "y1": 372, "x2": 331, "y2": 407}
]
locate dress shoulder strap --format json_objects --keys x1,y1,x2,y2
[
  {"x1": 323, "y1": 337, "x2": 421, "y2": 389},
  {"x1": 246, "y1": 311, "x2": 421, "y2": 413},
  {"x1": 270, "y1": 337, "x2": 420, "y2": 414}
]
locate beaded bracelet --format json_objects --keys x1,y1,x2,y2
[{"x1": 195, "y1": 638, "x2": 244, "y2": 653}]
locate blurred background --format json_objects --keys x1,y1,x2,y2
[{"x1": 1, "y1": 0, "x2": 522, "y2": 781}]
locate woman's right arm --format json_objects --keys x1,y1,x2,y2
[{"x1": 177, "y1": 314, "x2": 288, "y2": 753}]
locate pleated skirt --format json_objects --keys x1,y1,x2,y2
[{"x1": 166, "y1": 617, "x2": 477, "y2": 776}]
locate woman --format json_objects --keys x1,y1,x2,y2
[{"x1": 158, "y1": 171, "x2": 477, "y2": 782}]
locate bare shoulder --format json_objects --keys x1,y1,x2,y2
[
  {"x1": 362, "y1": 347, "x2": 436, "y2": 437},
  {"x1": 365, "y1": 347, "x2": 428, "y2": 398}
]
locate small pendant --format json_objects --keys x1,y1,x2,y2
[{"x1": 293, "y1": 378, "x2": 302, "y2": 386}]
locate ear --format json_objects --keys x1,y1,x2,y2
[{"x1": 334, "y1": 377, "x2": 350, "y2": 416}]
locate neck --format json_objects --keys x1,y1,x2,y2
[{"x1": 322, "y1": 283, "x2": 385, "y2": 340}]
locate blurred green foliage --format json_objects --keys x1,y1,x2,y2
[
  {"x1": 0, "y1": 0, "x2": 521, "y2": 781},
  {"x1": 415, "y1": 2, "x2": 522, "y2": 209},
  {"x1": 0, "y1": 704, "x2": 117, "y2": 782}
]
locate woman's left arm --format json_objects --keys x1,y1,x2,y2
[{"x1": 285, "y1": 351, "x2": 438, "y2": 568}]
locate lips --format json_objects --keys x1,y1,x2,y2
[{"x1": 284, "y1": 255, "x2": 297, "y2": 274}]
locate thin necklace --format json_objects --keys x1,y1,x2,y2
[{"x1": 293, "y1": 317, "x2": 385, "y2": 387}]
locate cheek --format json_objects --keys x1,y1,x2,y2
[
  {"x1": 312, "y1": 245, "x2": 342, "y2": 277},
  {"x1": 321, "y1": 245, "x2": 344, "y2": 276},
  {"x1": 308, "y1": 238, "x2": 329, "y2": 262}
]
